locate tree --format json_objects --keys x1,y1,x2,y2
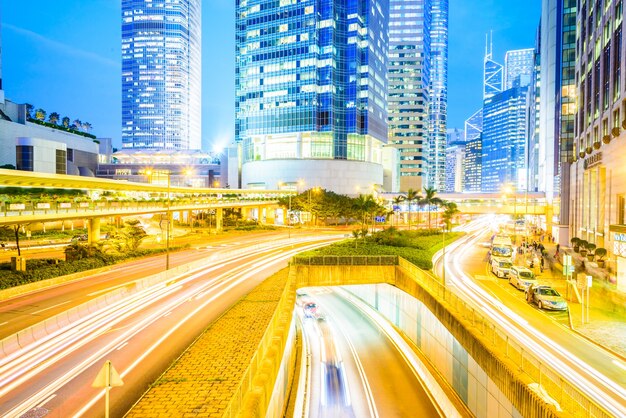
[
  {"x1": 1, "y1": 224, "x2": 27, "y2": 256},
  {"x1": 71, "y1": 119, "x2": 82, "y2": 131},
  {"x1": 25, "y1": 103, "x2": 34, "y2": 119},
  {"x1": 34, "y1": 108, "x2": 47, "y2": 121},
  {"x1": 392, "y1": 195, "x2": 405, "y2": 227},
  {"x1": 48, "y1": 112, "x2": 60, "y2": 125},
  {"x1": 110, "y1": 219, "x2": 147, "y2": 252},
  {"x1": 441, "y1": 201, "x2": 460, "y2": 231},
  {"x1": 61, "y1": 116, "x2": 70, "y2": 128},
  {"x1": 404, "y1": 189, "x2": 421, "y2": 230},
  {"x1": 422, "y1": 186, "x2": 443, "y2": 229},
  {"x1": 82, "y1": 121, "x2": 92, "y2": 132}
]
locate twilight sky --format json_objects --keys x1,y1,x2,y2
[{"x1": 1, "y1": 0, "x2": 541, "y2": 150}]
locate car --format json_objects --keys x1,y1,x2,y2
[
  {"x1": 509, "y1": 266, "x2": 537, "y2": 291},
  {"x1": 490, "y1": 256, "x2": 513, "y2": 278},
  {"x1": 303, "y1": 302, "x2": 317, "y2": 318},
  {"x1": 71, "y1": 234, "x2": 88, "y2": 242},
  {"x1": 525, "y1": 284, "x2": 568, "y2": 311}
]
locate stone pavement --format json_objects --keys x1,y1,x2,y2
[
  {"x1": 524, "y1": 234, "x2": 626, "y2": 358},
  {"x1": 126, "y1": 268, "x2": 289, "y2": 417}
]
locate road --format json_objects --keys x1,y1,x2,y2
[
  {"x1": 0, "y1": 232, "x2": 340, "y2": 417},
  {"x1": 0, "y1": 230, "x2": 327, "y2": 338},
  {"x1": 298, "y1": 287, "x2": 444, "y2": 418},
  {"x1": 435, "y1": 218, "x2": 626, "y2": 417}
]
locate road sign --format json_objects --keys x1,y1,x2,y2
[
  {"x1": 93, "y1": 360, "x2": 123, "y2": 388},
  {"x1": 375, "y1": 216, "x2": 386, "y2": 223}
]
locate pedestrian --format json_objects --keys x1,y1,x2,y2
[
  {"x1": 556, "y1": 243, "x2": 560, "y2": 253},
  {"x1": 540, "y1": 257, "x2": 545, "y2": 272}
]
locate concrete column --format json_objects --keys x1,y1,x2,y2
[
  {"x1": 257, "y1": 206, "x2": 262, "y2": 222},
  {"x1": 88, "y1": 217, "x2": 101, "y2": 245},
  {"x1": 215, "y1": 208, "x2": 223, "y2": 233},
  {"x1": 296, "y1": 133, "x2": 303, "y2": 158},
  {"x1": 265, "y1": 206, "x2": 276, "y2": 224}
]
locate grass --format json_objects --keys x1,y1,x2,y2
[{"x1": 299, "y1": 227, "x2": 464, "y2": 270}]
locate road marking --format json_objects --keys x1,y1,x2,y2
[
  {"x1": 613, "y1": 360, "x2": 626, "y2": 372},
  {"x1": 116, "y1": 342, "x2": 128, "y2": 351},
  {"x1": 36, "y1": 394, "x2": 56, "y2": 408},
  {"x1": 162, "y1": 311, "x2": 172, "y2": 318},
  {"x1": 31, "y1": 301, "x2": 71, "y2": 315},
  {"x1": 0, "y1": 322, "x2": 8, "y2": 326}
]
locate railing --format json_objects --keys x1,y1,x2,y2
[
  {"x1": 0, "y1": 198, "x2": 280, "y2": 218},
  {"x1": 291, "y1": 255, "x2": 399, "y2": 266},
  {"x1": 395, "y1": 258, "x2": 614, "y2": 418}
]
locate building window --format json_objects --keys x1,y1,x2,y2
[
  {"x1": 56, "y1": 149, "x2": 67, "y2": 174},
  {"x1": 619, "y1": 195, "x2": 626, "y2": 224},
  {"x1": 67, "y1": 148, "x2": 74, "y2": 162},
  {"x1": 16, "y1": 146, "x2": 34, "y2": 171}
]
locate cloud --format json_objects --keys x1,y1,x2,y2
[{"x1": 4, "y1": 23, "x2": 119, "y2": 69}]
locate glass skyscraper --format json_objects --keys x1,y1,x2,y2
[
  {"x1": 504, "y1": 48, "x2": 534, "y2": 89},
  {"x1": 121, "y1": 0, "x2": 202, "y2": 150},
  {"x1": 388, "y1": 0, "x2": 431, "y2": 191},
  {"x1": 481, "y1": 86, "x2": 528, "y2": 193},
  {"x1": 236, "y1": 0, "x2": 389, "y2": 194},
  {"x1": 463, "y1": 108, "x2": 483, "y2": 192},
  {"x1": 427, "y1": 0, "x2": 448, "y2": 192},
  {"x1": 483, "y1": 34, "x2": 503, "y2": 100}
]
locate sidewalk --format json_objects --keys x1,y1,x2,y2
[{"x1": 532, "y1": 235, "x2": 626, "y2": 358}]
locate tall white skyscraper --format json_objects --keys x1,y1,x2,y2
[
  {"x1": 483, "y1": 33, "x2": 503, "y2": 100},
  {"x1": 121, "y1": 0, "x2": 201, "y2": 150},
  {"x1": 504, "y1": 48, "x2": 534, "y2": 89}
]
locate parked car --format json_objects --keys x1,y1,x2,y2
[
  {"x1": 525, "y1": 284, "x2": 568, "y2": 311},
  {"x1": 490, "y1": 256, "x2": 513, "y2": 278},
  {"x1": 508, "y1": 266, "x2": 537, "y2": 291}
]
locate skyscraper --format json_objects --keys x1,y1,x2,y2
[
  {"x1": 483, "y1": 34, "x2": 503, "y2": 100},
  {"x1": 121, "y1": 0, "x2": 202, "y2": 150},
  {"x1": 428, "y1": 0, "x2": 449, "y2": 192},
  {"x1": 463, "y1": 108, "x2": 483, "y2": 192},
  {"x1": 481, "y1": 86, "x2": 528, "y2": 193},
  {"x1": 235, "y1": 0, "x2": 390, "y2": 195},
  {"x1": 444, "y1": 128, "x2": 464, "y2": 193},
  {"x1": 388, "y1": 0, "x2": 431, "y2": 191},
  {"x1": 504, "y1": 48, "x2": 534, "y2": 89}
]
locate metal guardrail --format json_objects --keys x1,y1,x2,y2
[
  {"x1": 291, "y1": 255, "x2": 399, "y2": 266},
  {"x1": 395, "y1": 258, "x2": 614, "y2": 418}
]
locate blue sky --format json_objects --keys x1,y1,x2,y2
[{"x1": 1, "y1": 0, "x2": 541, "y2": 150}]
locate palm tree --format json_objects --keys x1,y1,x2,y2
[
  {"x1": 72, "y1": 119, "x2": 83, "y2": 131},
  {"x1": 61, "y1": 116, "x2": 70, "y2": 128},
  {"x1": 442, "y1": 201, "x2": 460, "y2": 231},
  {"x1": 82, "y1": 121, "x2": 92, "y2": 132},
  {"x1": 34, "y1": 108, "x2": 47, "y2": 121},
  {"x1": 25, "y1": 103, "x2": 34, "y2": 119},
  {"x1": 405, "y1": 188, "x2": 420, "y2": 230},
  {"x1": 392, "y1": 195, "x2": 405, "y2": 227},
  {"x1": 422, "y1": 187, "x2": 443, "y2": 230},
  {"x1": 48, "y1": 112, "x2": 60, "y2": 125}
]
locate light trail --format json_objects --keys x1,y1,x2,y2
[{"x1": 441, "y1": 226, "x2": 625, "y2": 417}]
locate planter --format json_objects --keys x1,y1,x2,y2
[
  {"x1": 597, "y1": 260, "x2": 606, "y2": 268},
  {"x1": 587, "y1": 254, "x2": 595, "y2": 261},
  {"x1": 579, "y1": 249, "x2": 588, "y2": 257},
  {"x1": 573, "y1": 245, "x2": 580, "y2": 253}
]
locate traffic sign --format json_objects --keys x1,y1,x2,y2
[{"x1": 93, "y1": 360, "x2": 123, "y2": 388}]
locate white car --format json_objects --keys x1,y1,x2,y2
[
  {"x1": 490, "y1": 256, "x2": 513, "y2": 278},
  {"x1": 508, "y1": 266, "x2": 537, "y2": 290}
]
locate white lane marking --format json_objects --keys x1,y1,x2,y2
[
  {"x1": 0, "y1": 322, "x2": 8, "y2": 326},
  {"x1": 162, "y1": 311, "x2": 172, "y2": 318},
  {"x1": 36, "y1": 394, "x2": 56, "y2": 408},
  {"x1": 116, "y1": 342, "x2": 128, "y2": 351},
  {"x1": 31, "y1": 301, "x2": 71, "y2": 315},
  {"x1": 342, "y1": 328, "x2": 378, "y2": 417}
]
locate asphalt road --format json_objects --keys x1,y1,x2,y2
[
  {"x1": 299, "y1": 287, "x2": 443, "y2": 418},
  {"x1": 435, "y1": 219, "x2": 626, "y2": 416},
  {"x1": 0, "y1": 232, "x2": 341, "y2": 417}
]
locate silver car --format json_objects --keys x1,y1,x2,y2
[
  {"x1": 509, "y1": 266, "x2": 537, "y2": 291},
  {"x1": 525, "y1": 285, "x2": 568, "y2": 311}
]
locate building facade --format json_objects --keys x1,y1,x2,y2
[
  {"x1": 527, "y1": 27, "x2": 542, "y2": 193},
  {"x1": 427, "y1": 0, "x2": 449, "y2": 192},
  {"x1": 481, "y1": 86, "x2": 528, "y2": 193},
  {"x1": 484, "y1": 34, "x2": 504, "y2": 100},
  {"x1": 388, "y1": 0, "x2": 431, "y2": 192},
  {"x1": 463, "y1": 108, "x2": 483, "y2": 192},
  {"x1": 504, "y1": 48, "x2": 534, "y2": 89},
  {"x1": 571, "y1": 0, "x2": 626, "y2": 291},
  {"x1": 444, "y1": 128, "x2": 464, "y2": 192},
  {"x1": 235, "y1": 0, "x2": 390, "y2": 195},
  {"x1": 121, "y1": 0, "x2": 202, "y2": 151}
]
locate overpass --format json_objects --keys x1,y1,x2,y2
[
  {"x1": 0, "y1": 169, "x2": 294, "y2": 243},
  {"x1": 382, "y1": 191, "x2": 551, "y2": 216}
]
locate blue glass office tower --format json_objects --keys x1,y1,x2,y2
[
  {"x1": 236, "y1": 0, "x2": 389, "y2": 194},
  {"x1": 388, "y1": 0, "x2": 431, "y2": 191},
  {"x1": 481, "y1": 86, "x2": 528, "y2": 192},
  {"x1": 483, "y1": 34, "x2": 503, "y2": 100},
  {"x1": 463, "y1": 108, "x2": 483, "y2": 192},
  {"x1": 121, "y1": 0, "x2": 202, "y2": 150},
  {"x1": 428, "y1": 0, "x2": 448, "y2": 191}
]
